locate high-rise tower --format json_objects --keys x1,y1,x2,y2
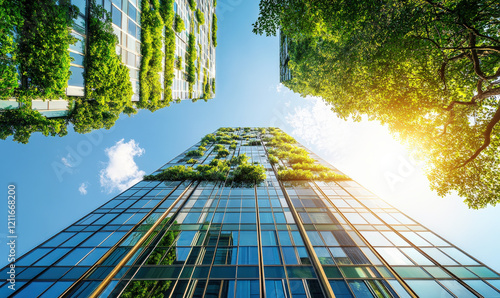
[{"x1": 3, "y1": 128, "x2": 499, "y2": 297}]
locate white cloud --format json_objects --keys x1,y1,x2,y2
[
  {"x1": 78, "y1": 183, "x2": 88, "y2": 195},
  {"x1": 276, "y1": 83, "x2": 283, "y2": 93},
  {"x1": 61, "y1": 156, "x2": 73, "y2": 167},
  {"x1": 100, "y1": 139, "x2": 146, "y2": 193}
]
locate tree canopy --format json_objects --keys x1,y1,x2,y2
[{"x1": 254, "y1": 0, "x2": 500, "y2": 208}]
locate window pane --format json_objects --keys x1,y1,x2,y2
[{"x1": 406, "y1": 280, "x2": 453, "y2": 298}]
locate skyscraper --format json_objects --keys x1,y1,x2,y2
[{"x1": 3, "y1": 128, "x2": 499, "y2": 297}]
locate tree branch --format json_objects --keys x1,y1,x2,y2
[
  {"x1": 454, "y1": 104, "x2": 500, "y2": 169},
  {"x1": 444, "y1": 100, "x2": 477, "y2": 111},
  {"x1": 472, "y1": 87, "x2": 500, "y2": 101}
]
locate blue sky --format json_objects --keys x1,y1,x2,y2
[{"x1": 1, "y1": 0, "x2": 499, "y2": 272}]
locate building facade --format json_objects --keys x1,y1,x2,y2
[
  {"x1": 69, "y1": 0, "x2": 216, "y2": 103},
  {"x1": 2, "y1": 128, "x2": 500, "y2": 297}
]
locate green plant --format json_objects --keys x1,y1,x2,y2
[
  {"x1": 229, "y1": 143, "x2": 237, "y2": 150},
  {"x1": 144, "y1": 165, "x2": 196, "y2": 181},
  {"x1": 0, "y1": 106, "x2": 68, "y2": 144},
  {"x1": 186, "y1": 149, "x2": 204, "y2": 157},
  {"x1": 72, "y1": 0, "x2": 135, "y2": 134},
  {"x1": 188, "y1": 0, "x2": 196, "y2": 10},
  {"x1": 230, "y1": 154, "x2": 249, "y2": 166},
  {"x1": 212, "y1": 13, "x2": 217, "y2": 47},
  {"x1": 159, "y1": 0, "x2": 175, "y2": 105},
  {"x1": 175, "y1": 56, "x2": 183, "y2": 70},
  {"x1": 278, "y1": 169, "x2": 314, "y2": 180},
  {"x1": 187, "y1": 33, "x2": 197, "y2": 97},
  {"x1": 246, "y1": 140, "x2": 261, "y2": 146},
  {"x1": 195, "y1": 9, "x2": 205, "y2": 25},
  {"x1": 319, "y1": 171, "x2": 349, "y2": 181},
  {"x1": 138, "y1": 0, "x2": 164, "y2": 111},
  {"x1": 198, "y1": 145, "x2": 207, "y2": 151},
  {"x1": 216, "y1": 148, "x2": 230, "y2": 158},
  {"x1": 174, "y1": 14, "x2": 185, "y2": 32},
  {"x1": 18, "y1": 0, "x2": 78, "y2": 98},
  {"x1": 0, "y1": 0, "x2": 21, "y2": 99},
  {"x1": 201, "y1": 133, "x2": 216, "y2": 143},
  {"x1": 213, "y1": 144, "x2": 224, "y2": 150},
  {"x1": 186, "y1": 158, "x2": 198, "y2": 164},
  {"x1": 231, "y1": 163, "x2": 266, "y2": 183},
  {"x1": 268, "y1": 155, "x2": 279, "y2": 165},
  {"x1": 292, "y1": 162, "x2": 329, "y2": 172}
]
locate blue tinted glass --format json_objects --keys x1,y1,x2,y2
[
  {"x1": 15, "y1": 282, "x2": 53, "y2": 297},
  {"x1": 438, "y1": 280, "x2": 476, "y2": 298},
  {"x1": 261, "y1": 231, "x2": 277, "y2": 246},
  {"x1": 465, "y1": 280, "x2": 500, "y2": 297},
  {"x1": 348, "y1": 281, "x2": 375, "y2": 297},
  {"x1": 262, "y1": 247, "x2": 281, "y2": 265},
  {"x1": 71, "y1": 0, "x2": 86, "y2": 15},
  {"x1": 40, "y1": 281, "x2": 74, "y2": 298},
  {"x1": 17, "y1": 248, "x2": 51, "y2": 266},
  {"x1": 128, "y1": 20, "x2": 136, "y2": 37},
  {"x1": 329, "y1": 280, "x2": 353, "y2": 298},
  {"x1": 282, "y1": 247, "x2": 298, "y2": 265},
  {"x1": 265, "y1": 280, "x2": 286, "y2": 298},
  {"x1": 406, "y1": 280, "x2": 453, "y2": 298},
  {"x1": 238, "y1": 246, "x2": 258, "y2": 265},
  {"x1": 69, "y1": 52, "x2": 84, "y2": 66},
  {"x1": 34, "y1": 248, "x2": 71, "y2": 266},
  {"x1": 57, "y1": 248, "x2": 93, "y2": 266},
  {"x1": 278, "y1": 231, "x2": 292, "y2": 246},
  {"x1": 128, "y1": 2, "x2": 136, "y2": 21},
  {"x1": 112, "y1": 5, "x2": 121, "y2": 26},
  {"x1": 68, "y1": 66, "x2": 84, "y2": 87},
  {"x1": 239, "y1": 231, "x2": 257, "y2": 246},
  {"x1": 289, "y1": 280, "x2": 307, "y2": 298}
]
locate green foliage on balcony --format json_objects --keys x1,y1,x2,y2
[
  {"x1": 144, "y1": 165, "x2": 197, "y2": 181},
  {"x1": 212, "y1": 13, "x2": 217, "y2": 47},
  {"x1": 188, "y1": 0, "x2": 196, "y2": 10},
  {"x1": 268, "y1": 155, "x2": 279, "y2": 165},
  {"x1": 186, "y1": 158, "x2": 198, "y2": 164},
  {"x1": 0, "y1": 0, "x2": 21, "y2": 99},
  {"x1": 195, "y1": 9, "x2": 205, "y2": 25},
  {"x1": 137, "y1": 0, "x2": 165, "y2": 112},
  {"x1": 232, "y1": 163, "x2": 266, "y2": 183},
  {"x1": 202, "y1": 133, "x2": 216, "y2": 143},
  {"x1": 187, "y1": 33, "x2": 197, "y2": 97},
  {"x1": 292, "y1": 162, "x2": 329, "y2": 172},
  {"x1": 216, "y1": 147, "x2": 230, "y2": 158},
  {"x1": 17, "y1": 0, "x2": 78, "y2": 98},
  {"x1": 246, "y1": 140, "x2": 261, "y2": 146},
  {"x1": 278, "y1": 169, "x2": 314, "y2": 180},
  {"x1": 0, "y1": 105, "x2": 68, "y2": 144},
  {"x1": 162, "y1": 0, "x2": 176, "y2": 105},
  {"x1": 186, "y1": 149, "x2": 204, "y2": 157},
  {"x1": 72, "y1": 1, "x2": 135, "y2": 134},
  {"x1": 174, "y1": 14, "x2": 185, "y2": 32},
  {"x1": 266, "y1": 129, "x2": 349, "y2": 181}
]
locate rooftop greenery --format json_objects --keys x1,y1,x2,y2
[
  {"x1": 265, "y1": 129, "x2": 349, "y2": 181},
  {"x1": 144, "y1": 131, "x2": 267, "y2": 183}
]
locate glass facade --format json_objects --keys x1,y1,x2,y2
[{"x1": 2, "y1": 128, "x2": 499, "y2": 297}]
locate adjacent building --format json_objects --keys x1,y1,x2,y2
[
  {"x1": 2, "y1": 128, "x2": 499, "y2": 297},
  {"x1": 2, "y1": 0, "x2": 217, "y2": 116}
]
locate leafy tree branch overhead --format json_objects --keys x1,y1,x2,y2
[{"x1": 254, "y1": 0, "x2": 500, "y2": 208}]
